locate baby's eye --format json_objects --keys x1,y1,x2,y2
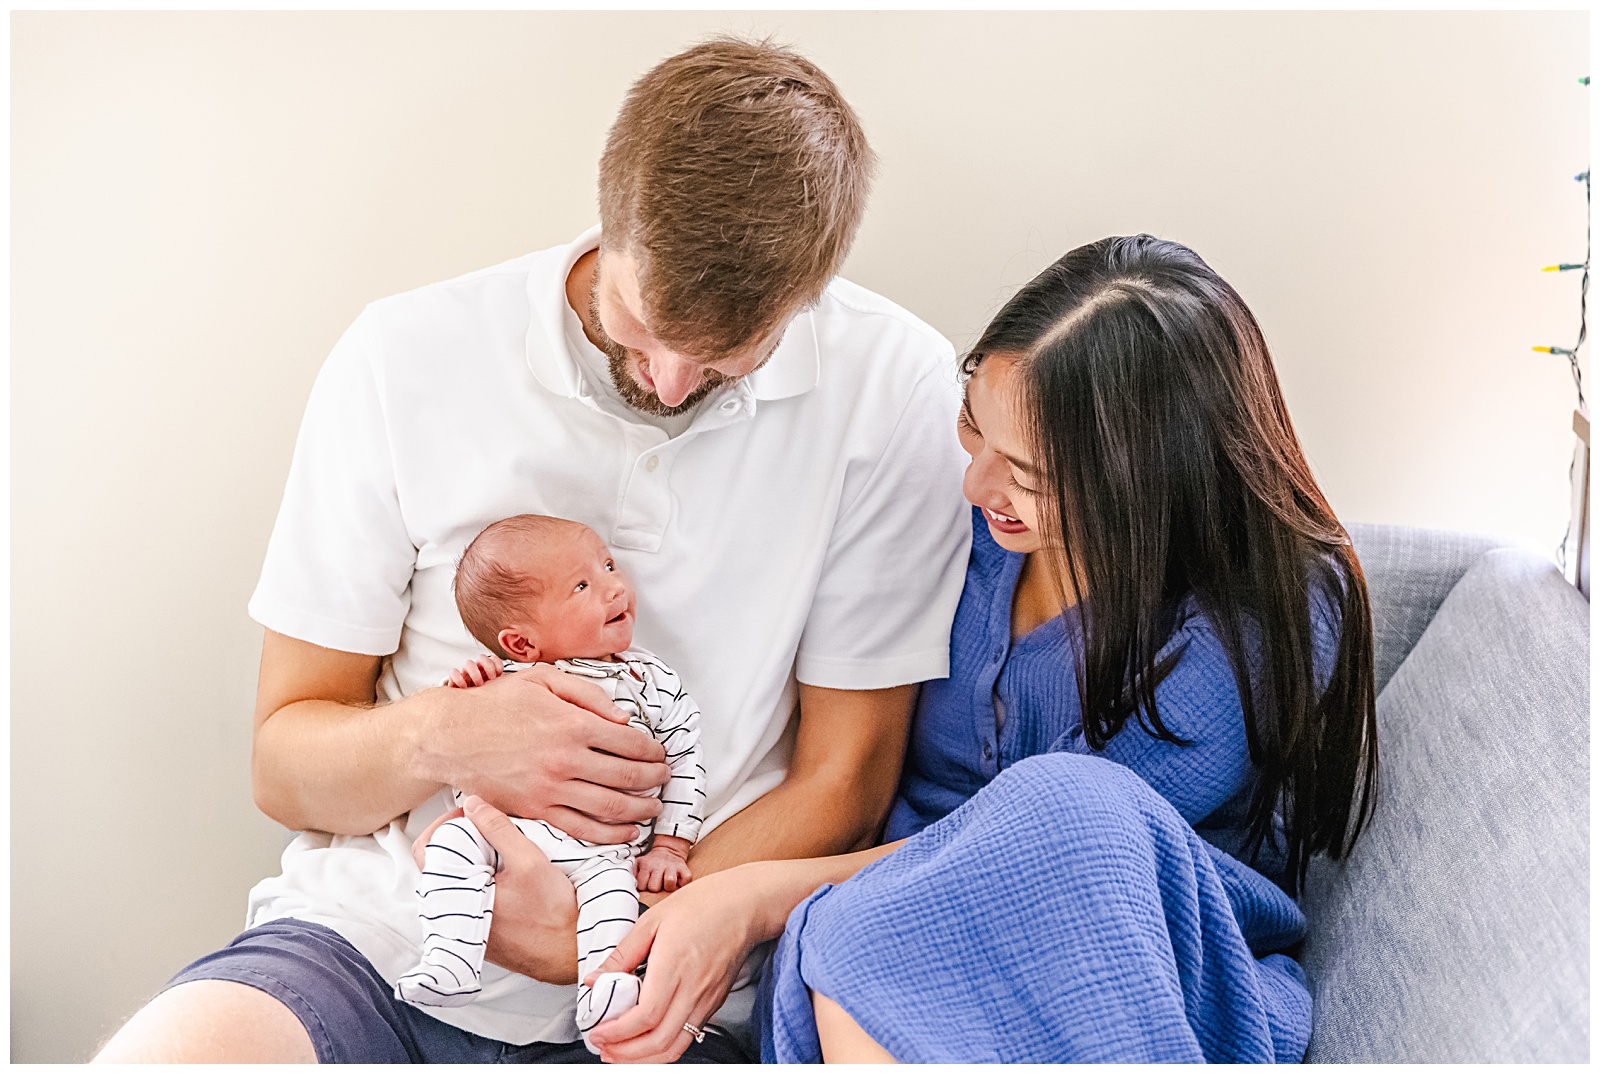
[
  {"x1": 574, "y1": 581, "x2": 588, "y2": 593},
  {"x1": 605, "y1": 560, "x2": 615, "y2": 572}
]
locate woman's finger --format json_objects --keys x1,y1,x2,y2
[
  {"x1": 583, "y1": 913, "x2": 660, "y2": 986},
  {"x1": 586, "y1": 940, "x2": 681, "y2": 1049},
  {"x1": 411, "y1": 806, "x2": 466, "y2": 870},
  {"x1": 596, "y1": 977, "x2": 708, "y2": 1064}
]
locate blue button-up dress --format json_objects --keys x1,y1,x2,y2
[{"x1": 758, "y1": 507, "x2": 1342, "y2": 1062}]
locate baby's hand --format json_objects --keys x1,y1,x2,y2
[
  {"x1": 447, "y1": 655, "x2": 505, "y2": 689},
  {"x1": 635, "y1": 836, "x2": 693, "y2": 893}
]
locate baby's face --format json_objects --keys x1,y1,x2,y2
[{"x1": 519, "y1": 526, "x2": 636, "y2": 660}]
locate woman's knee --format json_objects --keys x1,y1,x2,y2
[
  {"x1": 92, "y1": 979, "x2": 315, "y2": 1064},
  {"x1": 991, "y1": 752, "x2": 1152, "y2": 816}
]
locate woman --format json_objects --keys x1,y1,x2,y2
[{"x1": 584, "y1": 235, "x2": 1379, "y2": 1063}]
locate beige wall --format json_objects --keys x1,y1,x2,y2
[{"x1": 11, "y1": 10, "x2": 1588, "y2": 1061}]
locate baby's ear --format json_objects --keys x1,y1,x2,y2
[{"x1": 498, "y1": 628, "x2": 541, "y2": 663}]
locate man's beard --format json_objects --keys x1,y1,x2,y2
[{"x1": 588, "y1": 279, "x2": 728, "y2": 418}]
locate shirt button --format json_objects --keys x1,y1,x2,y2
[
  {"x1": 719, "y1": 398, "x2": 740, "y2": 413},
  {"x1": 991, "y1": 646, "x2": 1004, "y2": 662},
  {"x1": 983, "y1": 743, "x2": 994, "y2": 760},
  {"x1": 645, "y1": 455, "x2": 659, "y2": 472}
]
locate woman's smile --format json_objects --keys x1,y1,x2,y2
[{"x1": 982, "y1": 506, "x2": 1029, "y2": 534}]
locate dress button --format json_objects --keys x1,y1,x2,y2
[{"x1": 645, "y1": 455, "x2": 659, "y2": 472}]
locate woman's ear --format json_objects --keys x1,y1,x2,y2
[{"x1": 497, "y1": 628, "x2": 541, "y2": 664}]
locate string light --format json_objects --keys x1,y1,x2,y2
[
  {"x1": 1546, "y1": 78, "x2": 1589, "y2": 578},
  {"x1": 1532, "y1": 165, "x2": 1588, "y2": 409}
]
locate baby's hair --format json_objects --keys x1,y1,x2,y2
[{"x1": 454, "y1": 514, "x2": 588, "y2": 659}]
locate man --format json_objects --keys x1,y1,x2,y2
[{"x1": 96, "y1": 37, "x2": 969, "y2": 1063}]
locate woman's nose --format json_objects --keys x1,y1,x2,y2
[{"x1": 962, "y1": 451, "x2": 1003, "y2": 505}]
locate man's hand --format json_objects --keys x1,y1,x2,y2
[
  {"x1": 634, "y1": 836, "x2": 693, "y2": 893},
  {"x1": 412, "y1": 796, "x2": 581, "y2": 985},
  {"x1": 447, "y1": 655, "x2": 504, "y2": 689},
  {"x1": 253, "y1": 632, "x2": 674, "y2": 841},
  {"x1": 418, "y1": 664, "x2": 672, "y2": 845}
]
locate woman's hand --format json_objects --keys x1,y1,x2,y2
[{"x1": 582, "y1": 864, "x2": 771, "y2": 1064}]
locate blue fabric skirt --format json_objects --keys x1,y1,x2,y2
[{"x1": 758, "y1": 753, "x2": 1311, "y2": 1063}]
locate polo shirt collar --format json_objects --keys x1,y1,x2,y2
[{"x1": 525, "y1": 225, "x2": 820, "y2": 403}]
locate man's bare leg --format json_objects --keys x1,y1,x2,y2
[
  {"x1": 92, "y1": 980, "x2": 316, "y2": 1063},
  {"x1": 813, "y1": 991, "x2": 897, "y2": 1064}
]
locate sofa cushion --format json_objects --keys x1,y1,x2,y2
[
  {"x1": 1299, "y1": 547, "x2": 1589, "y2": 1062},
  {"x1": 1347, "y1": 523, "x2": 1505, "y2": 693}
]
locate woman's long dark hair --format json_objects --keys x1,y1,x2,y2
[{"x1": 968, "y1": 235, "x2": 1378, "y2": 893}]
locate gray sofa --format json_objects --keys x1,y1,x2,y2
[{"x1": 1299, "y1": 524, "x2": 1590, "y2": 1062}]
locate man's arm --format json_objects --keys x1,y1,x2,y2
[
  {"x1": 251, "y1": 630, "x2": 673, "y2": 838},
  {"x1": 662, "y1": 682, "x2": 916, "y2": 886}
]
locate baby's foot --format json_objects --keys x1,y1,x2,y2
[
  {"x1": 576, "y1": 971, "x2": 642, "y2": 1054},
  {"x1": 394, "y1": 963, "x2": 481, "y2": 1008}
]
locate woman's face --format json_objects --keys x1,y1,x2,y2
[{"x1": 958, "y1": 356, "x2": 1048, "y2": 555}]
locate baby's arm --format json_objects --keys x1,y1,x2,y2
[
  {"x1": 635, "y1": 658, "x2": 706, "y2": 892},
  {"x1": 635, "y1": 835, "x2": 693, "y2": 893},
  {"x1": 446, "y1": 655, "x2": 505, "y2": 689}
]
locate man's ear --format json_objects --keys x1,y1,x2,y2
[{"x1": 498, "y1": 628, "x2": 541, "y2": 663}]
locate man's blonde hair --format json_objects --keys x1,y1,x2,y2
[{"x1": 598, "y1": 36, "x2": 875, "y2": 356}]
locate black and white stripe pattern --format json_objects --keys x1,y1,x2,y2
[
  {"x1": 555, "y1": 650, "x2": 705, "y2": 843},
  {"x1": 396, "y1": 648, "x2": 705, "y2": 1038},
  {"x1": 393, "y1": 816, "x2": 498, "y2": 1008}
]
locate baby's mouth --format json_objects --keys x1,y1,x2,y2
[{"x1": 606, "y1": 609, "x2": 629, "y2": 626}]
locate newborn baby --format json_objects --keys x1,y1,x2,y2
[{"x1": 393, "y1": 514, "x2": 704, "y2": 1052}]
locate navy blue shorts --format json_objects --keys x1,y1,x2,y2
[{"x1": 166, "y1": 918, "x2": 752, "y2": 1064}]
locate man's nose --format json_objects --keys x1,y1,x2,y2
[{"x1": 647, "y1": 353, "x2": 703, "y2": 408}]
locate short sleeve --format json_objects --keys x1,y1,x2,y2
[
  {"x1": 247, "y1": 310, "x2": 417, "y2": 655},
  {"x1": 794, "y1": 362, "x2": 972, "y2": 689}
]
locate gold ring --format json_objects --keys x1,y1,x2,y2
[{"x1": 683, "y1": 1022, "x2": 707, "y2": 1044}]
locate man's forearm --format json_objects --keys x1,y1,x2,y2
[
  {"x1": 678, "y1": 682, "x2": 914, "y2": 881},
  {"x1": 252, "y1": 690, "x2": 446, "y2": 836},
  {"x1": 685, "y1": 769, "x2": 894, "y2": 879}
]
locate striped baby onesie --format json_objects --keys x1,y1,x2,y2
[{"x1": 394, "y1": 648, "x2": 705, "y2": 1047}]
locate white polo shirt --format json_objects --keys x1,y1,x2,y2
[{"x1": 243, "y1": 226, "x2": 972, "y2": 1045}]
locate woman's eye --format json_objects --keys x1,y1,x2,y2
[
  {"x1": 1007, "y1": 474, "x2": 1037, "y2": 497},
  {"x1": 957, "y1": 411, "x2": 981, "y2": 438}
]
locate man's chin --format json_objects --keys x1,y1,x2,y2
[
  {"x1": 616, "y1": 380, "x2": 715, "y2": 418},
  {"x1": 606, "y1": 354, "x2": 721, "y2": 417}
]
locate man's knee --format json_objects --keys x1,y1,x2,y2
[{"x1": 93, "y1": 979, "x2": 316, "y2": 1064}]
